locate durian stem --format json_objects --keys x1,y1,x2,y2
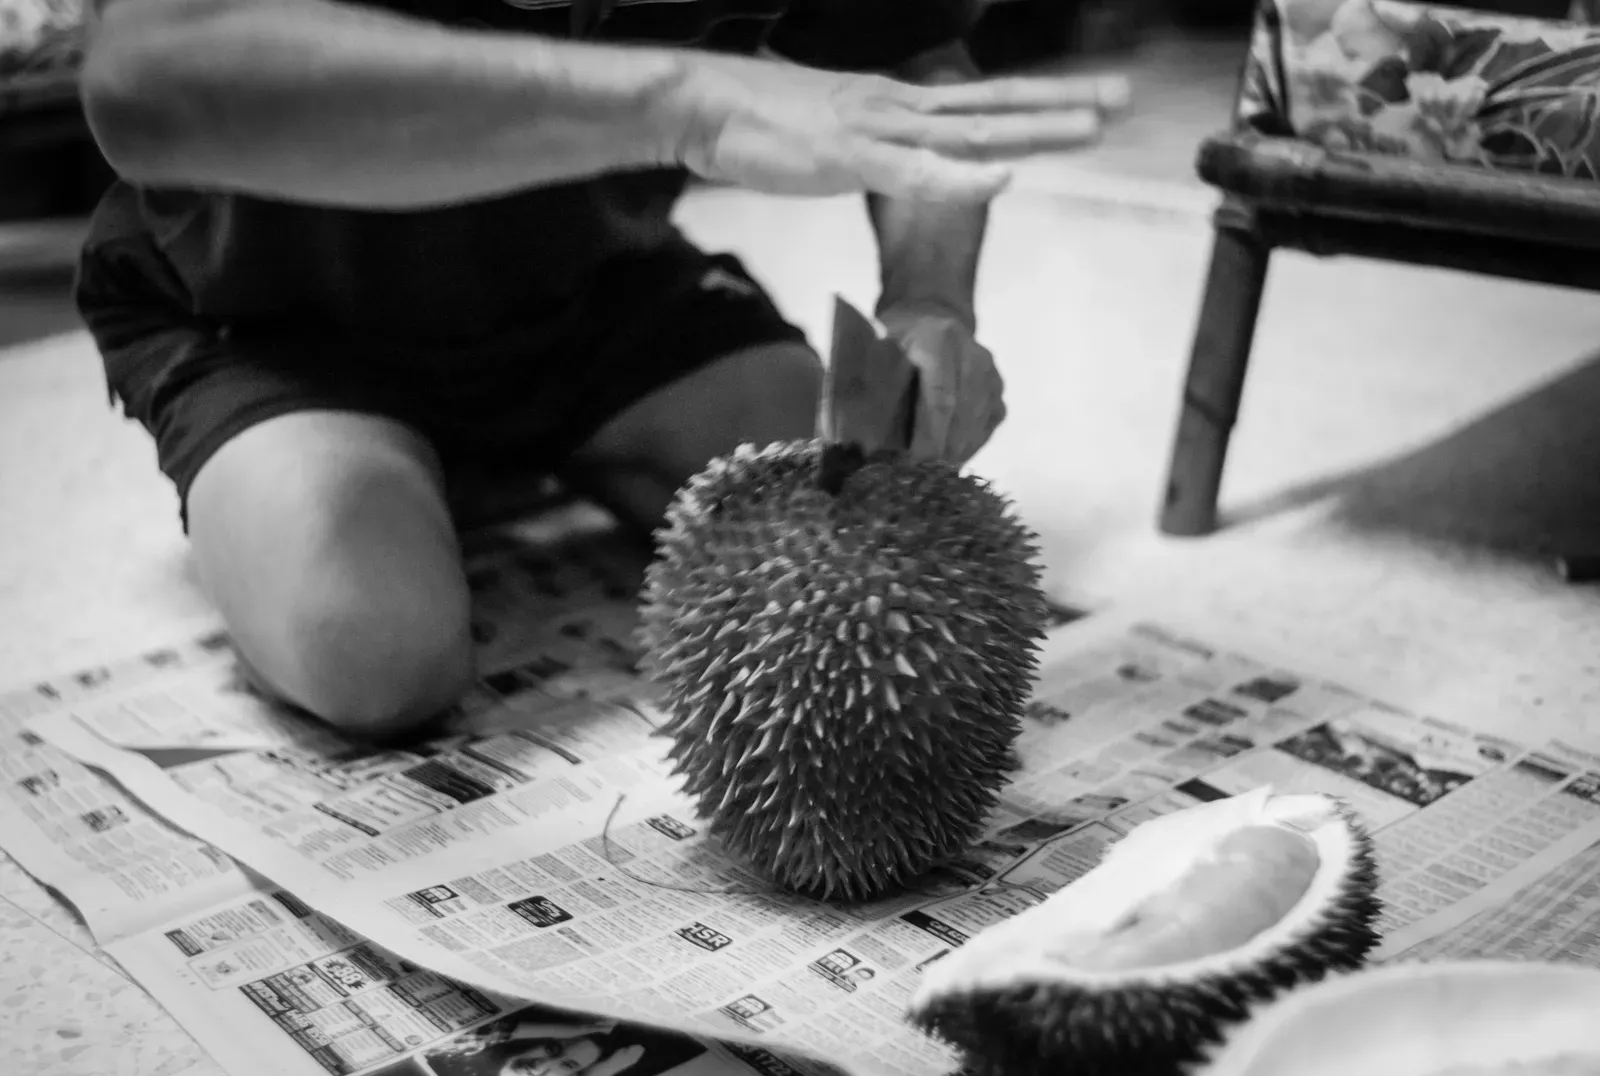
[{"x1": 816, "y1": 442, "x2": 868, "y2": 495}]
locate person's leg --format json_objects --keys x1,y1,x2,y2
[
  {"x1": 80, "y1": 230, "x2": 814, "y2": 743},
  {"x1": 79, "y1": 249, "x2": 476, "y2": 739},
  {"x1": 185, "y1": 410, "x2": 475, "y2": 738},
  {"x1": 565, "y1": 338, "x2": 824, "y2": 533},
  {"x1": 508, "y1": 245, "x2": 823, "y2": 537}
]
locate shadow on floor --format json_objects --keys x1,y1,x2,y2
[
  {"x1": 1223, "y1": 348, "x2": 1600, "y2": 559},
  {"x1": 0, "y1": 267, "x2": 83, "y2": 352}
]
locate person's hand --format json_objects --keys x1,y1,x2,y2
[
  {"x1": 667, "y1": 55, "x2": 1128, "y2": 202},
  {"x1": 877, "y1": 300, "x2": 1004, "y2": 467}
]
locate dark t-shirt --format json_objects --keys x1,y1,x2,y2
[{"x1": 83, "y1": 0, "x2": 977, "y2": 347}]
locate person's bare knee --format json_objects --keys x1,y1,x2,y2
[
  {"x1": 186, "y1": 411, "x2": 475, "y2": 739},
  {"x1": 278, "y1": 577, "x2": 474, "y2": 738}
]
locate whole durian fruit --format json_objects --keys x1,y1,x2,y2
[{"x1": 638, "y1": 300, "x2": 1050, "y2": 902}]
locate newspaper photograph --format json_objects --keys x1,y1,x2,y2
[{"x1": 7, "y1": 528, "x2": 1600, "y2": 1076}]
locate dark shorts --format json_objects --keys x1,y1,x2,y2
[{"x1": 74, "y1": 235, "x2": 809, "y2": 529}]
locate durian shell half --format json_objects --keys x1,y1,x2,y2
[
  {"x1": 905, "y1": 787, "x2": 1382, "y2": 1076},
  {"x1": 1193, "y1": 959, "x2": 1600, "y2": 1076}
]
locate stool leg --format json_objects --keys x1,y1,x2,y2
[{"x1": 1159, "y1": 216, "x2": 1271, "y2": 537}]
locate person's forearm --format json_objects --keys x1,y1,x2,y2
[
  {"x1": 82, "y1": 0, "x2": 695, "y2": 208},
  {"x1": 868, "y1": 43, "x2": 989, "y2": 331}
]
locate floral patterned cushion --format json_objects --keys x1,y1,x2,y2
[
  {"x1": 0, "y1": 0, "x2": 88, "y2": 115},
  {"x1": 1238, "y1": 0, "x2": 1600, "y2": 181}
]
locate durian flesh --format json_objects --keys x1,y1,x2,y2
[
  {"x1": 1196, "y1": 960, "x2": 1600, "y2": 1076},
  {"x1": 906, "y1": 787, "x2": 1381, "y2": 1076}
]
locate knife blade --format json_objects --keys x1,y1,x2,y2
[{"x1": 818, "y1": 294, "x2": 919, "y2": 457}]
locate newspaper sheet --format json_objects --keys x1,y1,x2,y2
[
  {"x1": 21, "y1": 576, "x2": 1600, "y2": 1076},
  {"x1": 1388, "y1": 831, "x2": 1600, "y2": 965},
  {"x1": 0, "y1": 506, "x2": 648, "y2": 949},
  {"x1": 0, "y1": 629, "x2": 257, "y2": 943},
  {"x1": 1380, "y1": 739, "x2": 1600, "y2": 965},
  {"x1": 6, "y1": 503, "x2": 1599, "y2": 1076},
  {"x1": 0, "y1": 515, "x2": 775, "y2": 1076}
]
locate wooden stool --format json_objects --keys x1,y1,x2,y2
[{"x1": 1160, "y1": 0, "x2": 1600, "y2": 536}]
